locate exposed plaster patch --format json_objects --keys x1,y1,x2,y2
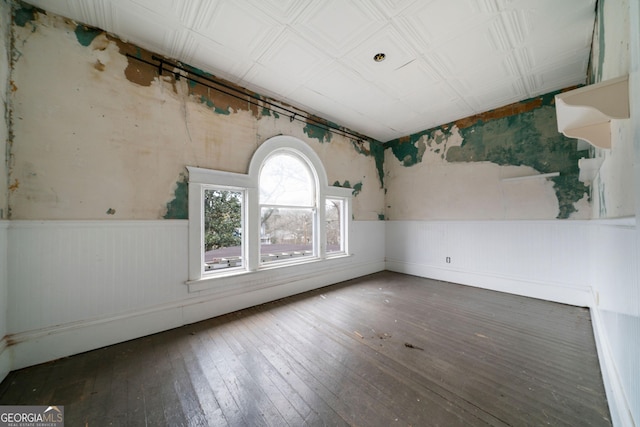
[
  {"x1": 74, "y1": 23, "x2": 379, "y2": 180},
  {"x1": 179, "y1": 63, "x2": 259, "y2": 117},
  {"x1": 199, "y1": 94, "x2": 230, "y2": 115},
  {"x1": 10, "y1": 7, "x2": 383, "y2": 221},
  {"x1": 8, "y1": 179, "x2": 18, "y2": 192},
  {"x1": 385, "y1": 90, "x2": 588, "y2": 219},
  {"x1": 110, "y1": 38, "x2": 156, "y2": 87}
]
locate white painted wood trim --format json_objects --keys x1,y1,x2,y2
[
  {"x1": 7, "y1": 259, "x2": 384, "y2": 370},
  {"x1": 590, "y1": 296, "x2": 636, "y2": 427},
  {"x1": 187, "y1": 254, "x2": 355, "y2": 293},
  {"x1": 385, "y1": 260, "x2": 592, "y2": 307},
  {"x1": 8, "y1": 219, "x2": 188, "y2": 229},
  {"x1": 0, "y1": 337, "x2": 10, "y2": 384},
  {"x1": 0, "y1": 220, "x2": 9, "y2": 383}
]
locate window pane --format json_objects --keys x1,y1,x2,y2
[
  {"x1": 260, "y1": 153, "x2": 314, "y2": 206},
  {"x1": 260, "y1": 207, "x2": 313, "y2": 262},
  {"x1": 326, "y1": 199, "x2": 343, "y2": 253},
  {"x1": 203, "y1": 189, "x2": 243, "y2": 272}
]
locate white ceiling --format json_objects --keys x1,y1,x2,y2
[{"x1": 24, "y1": 0, "x2": 596, "y2": 142}]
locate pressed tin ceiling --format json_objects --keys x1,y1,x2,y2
[{"x1": 24, "y1": 0, "x2": 596, "y2": 142}]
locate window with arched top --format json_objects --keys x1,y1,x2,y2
[
  {"x1": 259, "y1": 150, "x2": 317, "y2": 263},
  {"x1": 186, "y1": 135, "x2": 352, "y2": 286}
]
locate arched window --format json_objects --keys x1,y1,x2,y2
[
  {"x1": 187, "y1": 135, "x2": 352, "y2": 284},
  {"x1": 259, "y1": 150, "x2": 317, "y2": 263}
]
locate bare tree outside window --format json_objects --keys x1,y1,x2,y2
[
  {"x1": 259, "y1": 152, "x2": 315, "y2": 262},
  {"x1": 326, "y1": 199, "x2": 343, "y2": 253}
]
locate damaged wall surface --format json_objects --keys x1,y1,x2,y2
[
  {"x1": 9, "y1": 6, "x2": 384, "y2": 221},
  {"x1": 0, "y1": 0, "x2": 11, "y2": 383},
  {"x1": 0, "y1": 3, "x2": 386, "y2": 377},
  {"x1": 0, "y1": 0, "x2": 8, "y2": 219},
  {"x1": 2, "y1": 3, "x2": 639, "y2": 424},
  {"x1": 589, "y1": 0, "x2": 634, "y2": 219},
  {"x1": 384, "y1": 92, "x2": 590, "y2": 220}
]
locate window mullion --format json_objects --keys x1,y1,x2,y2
[
  {"x1": 188, "y1": 183, "x2": 205, "y2": 281},
  {"x1": 247, "y1": 187, "x2": 260, "y2": 271}
]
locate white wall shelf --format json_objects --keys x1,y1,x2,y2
[{"x1": 555, "y1": 75, "x2": 629, "y2": 149}]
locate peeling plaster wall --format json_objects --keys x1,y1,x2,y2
[
  {"x1": 1, "y1": 4, "x2": 386, "y2": 376},
  {"x1": 9, "y1": 8, "x2": 384, "y2": 221},
  {"x1": 590, "y1": 0, "x2": 634, "y2": 219},
  {"x1": 384, "y1": 93, "x2": 590, "y2": 220},
  {"x1": 0, "y1": 0, "x2": 8, "y2": 219},
  {"x1": 0, "y1": 0, "x2": 10, "y2": 383}
]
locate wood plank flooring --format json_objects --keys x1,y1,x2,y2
[{"x1": 0, "y1": 271, "x2": 611, "y2": 426}]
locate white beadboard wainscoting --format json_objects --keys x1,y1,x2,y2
[
  {"x1": 385, "y1": 218, "x2": 639, "y2": 427},
  {"x1": 385, "y1": 220, "x2": 593, "y2": 305},
  {"x1": 3, "y1": 220, "x2": 385, "y2": 373},
  {"x1": 0, "y1": 221, "x2": 9, "y2": 383},
  {"x1": 589, "y1": 220, "x2": 639, "y2": 427}
]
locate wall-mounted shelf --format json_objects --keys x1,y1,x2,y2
[{"x1": 555, "y1": 75, "x2": 629, "y2": 149}]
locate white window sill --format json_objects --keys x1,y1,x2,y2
[{"x1": 185, "y1": 253, "x2": 352, "y2": 294}]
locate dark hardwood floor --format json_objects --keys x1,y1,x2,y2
[{"x1": 0, "y1": 271, "x2": 611, "y2": 426}]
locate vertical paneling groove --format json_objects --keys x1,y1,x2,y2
[
  {"x1": 4, "y1": 220, "x2": 384, "y2": 351},
  {"x1": 590, "y1": 223, "x2": 639, "y2": 426},
  {"x1": 7, "y1": 221, "x2": 190, "y2": 334},
  {"x1": 386, "y1": 220, "x2": 592, "y2": 300},
  {"x1": 0, "y1": 222, "x2": 8, "y2": 383}
]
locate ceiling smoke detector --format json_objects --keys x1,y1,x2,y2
[{"x1": 373, "y1": 53, "x2": 386, "y2": 62}]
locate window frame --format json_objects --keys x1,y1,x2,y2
[
  {"x1": 187, "y1": 135, "x2": 352, "y2": 284},
  {"x1": 202, "y1": 185, "x2": 246, "y2": 274},
  {"x1": 325, "y1": 196, "x2": 348, "y2": 257},
  {"x1": 258, "y1": 148, "x2": 320, "y2": 266}
]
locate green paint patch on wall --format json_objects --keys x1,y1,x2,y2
[
  {"x1": 75, "y1": 25, "x2": 102, "y2": 47},
  {"x1": 386, "y1": 128, "x2": 449, "y2": 167},
  {"x1": 333, "y1": 180, "x2": 351, "y2": 188},
  {"x1": 351, "y1": 139, "x2": 386, "y2": 188},
  {"x1": 446, "y1": 105, "x2": 587, "y2": 218},
  {"x1": 303, "y1": 121, "x2": 333, "y2": 143},
  {"x1": 332, "y1": 180, "x2": 363, "y2": 196},
  {"x1": 164, "y1": 176, "x2": 188, "y2": 219},
  {"x1": 14, "y1": 3, "x2": 39, "y2": 27},
  {"x1": 352, "y1": 182, "x2": 363, "y2": 196},
  {"x1": 387, "y1": 90, "x2": 588, "y2": 219}
]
